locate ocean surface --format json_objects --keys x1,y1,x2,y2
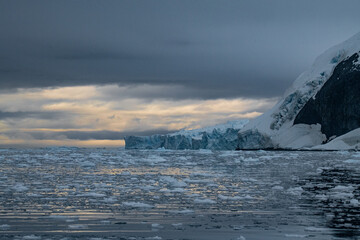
[{"x1": 1, "y1": 148, "x2": 360, "y2": 240}]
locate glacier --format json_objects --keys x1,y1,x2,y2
[{"x1": 125, "y1": 120, "x2": 248, "y2": 150}]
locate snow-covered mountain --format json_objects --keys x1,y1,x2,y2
[
  {"x1": 124, "y1": 120, "x2": 248, "y2": 150},
  {"x1": 238, "y1": 32, "x2": 360, "y2": 150}
]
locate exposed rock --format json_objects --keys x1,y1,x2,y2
[{"x1": 294, "y1": 52, "x2": 360, "y2": 138}]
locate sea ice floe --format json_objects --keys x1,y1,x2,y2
[
  {"x1": 286, "y1": 187, "x2": 303, "y2": 196},
  {"x1": 22, "y1": 235, "x2": 42, "y2": 240},
  {"x1": 272, "y1": 186, "x2": 284, "y2": 191},
  {"x1": 160, "y1": 176, "x2": 187, "y2": 187},
  {"x1": 123, "y1": 202, "x2": 154, "y2": 208},
  {"x1": 12, "y1": 183, "x2": 28, "y2": 192},
  {"x1": 194, "y1": 198, "x2": 216, "y2": 204},
  {"x1": 68, "y1": 224, "x2": 88, "y2": 229},
  {"x1": 284, "y1": 234, "x2": 308, "y2": 238},
  {"x1": 0, "y1": 224, "x2": 10, "y2": 230}
]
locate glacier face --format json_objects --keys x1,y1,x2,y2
[
  {"x1": 237, "y1": 32, "x2": 360, "y2": 150},
  {"x1": 124, "y1": 120, "x2": 248, "y2": 150}
]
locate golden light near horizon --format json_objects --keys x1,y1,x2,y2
[{"x1": 0, "y1": 85, "x2": 278, "y2": 147}]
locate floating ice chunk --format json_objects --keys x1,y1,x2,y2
[
  {"x1": 170, "y1": 209, "x2": 194, "y2": 214},
  {"x1": 235, "y1": 236, "x2": 246, "y2": 240},
  {"x1": 218, "y1": 194, "x2": 242, "y2": 201},
  {"x1": 79, "y1": 161, "x2": 95, "y2": 167},
  {"x1": 151, "y1": 223, "x2": 163, "y2": 229},
  {"x1": 172, "y1": 223, "x2": 184, "y2": 230},
  {"x1": 305, "y1": 227, "x2": 329, "y2": 232},
  {"x1": 259, "y1": 155, "x2": 277, "y2": 160},
  {"x1": 287, "y1": 187, "x2": 303, "y2": 196},
  {"x1": 194, "y1": 198, "x2": 216, "y2": 204},
  {"x1": 218, "y1": 151, "x2": 238, "y2": 157},
  {"x1": 272, "y1": 186, "x2": 284, "y2": 191},
  {"x1": 332, "y1": 185, "x2": 355, "y2": 192},
  {"x1": 344, "y1": 159, "x2": 360, "y2": 163},
  {"x1": 160, "y1": 176, "x2": 187, "y2": 187},
  {"x1": 22, "y1": 235, "x2": 41, "y2": 240},
  {"x1": 284, "y1": 234, "x2": 308, "y2": 238},
  {"x1": 160, "y1": 188, "x2": 186, "y2": 193},
  {"x1": 102, "y1": 196, "x2": 117, "y2": 202},
  {"x1": 12, "y1": 183, "x2": 28, "y2": 192},
  {"x1": 77, "y1": 192, "x2": 106, "y2": 197},
  {"x1": 349, "y1": 198, "x2": 359, "y2": 207},
  {"x1": 184, "y1": 178, "x2": 212, "y2": 184},
  {"x1": 315, "y1": 194, "x2": 328, "y2": 201},
  {"x1": 144, "y1": 155, "x2": 167, "y2": 163},
  {"x1": 123, "y1": 201, "x2": 154, "y2": 208},
  {"x1": 145, "y1": 237, "x2": 162, "y2": 240},
  {"x1": 100, "y1": 220, "x2": 111, "y2": 225},
  {"x1": 243, "y1": 157, "x2": 259, "y2": 162},
  {"x1": 0, "y1": 224, "x2": 10, "y2": 230},
  {"x1": 198, "y1": 149, "x2": 213, "y2": 154},
  {"x1": 68, "y1": 224, "x2": 88, "y2": 229},
  {"x1": 47, "y1": 215, "x2": 68, "y2": 220},
  {"x1": 330, "y1": 185, "x2": 355, "y2": 199}
]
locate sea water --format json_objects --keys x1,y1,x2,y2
[{"x1": 0, "y1": 148, "x2": 360, "y2": 240}]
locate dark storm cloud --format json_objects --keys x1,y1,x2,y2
[
  {"x1": 0, "y1": 111, "x2": 64, "y2": 120},
  {"x1": 3, "y1": 129, "x2": 176, "y2": 141},
  {"x1": 1, "y1": 0, "x2": 360, "y2": 99}
]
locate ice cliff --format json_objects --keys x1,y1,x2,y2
[
  {"x1": 238, "y1": 32, "x2": 360, "y2": 150},
  {"x1": 124, "y1": 120, "x2": 248, "y2": 150}
]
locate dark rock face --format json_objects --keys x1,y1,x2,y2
[{"x1": 294, "y1": 52, "x2": 360, "y2": 138}]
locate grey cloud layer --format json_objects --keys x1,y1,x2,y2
[
  {"x1": 2, "y1": 129, "x2": 174, "y2": 141},
  {"x1": 1, "y1": 0, "x2": 360, "y2": 99}
]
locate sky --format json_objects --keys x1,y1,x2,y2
[{"x1": 0, "y1": 0, "x2": 360, "y2": 147}]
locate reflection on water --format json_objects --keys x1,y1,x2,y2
[
  {"x1": 0, "y1": 148, "x2": 359, "y2": 239},
  {"x1": 301, "y1": 166, "x2": 360, "y2": 238}
]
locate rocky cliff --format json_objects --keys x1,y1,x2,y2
[{"x1": 294, "y1": 52, "x2": 360, "y2": 139}]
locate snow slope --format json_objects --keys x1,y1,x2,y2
[
  {"x1": 238, "y1": 32, "x2": 360, "y2": 149},
  {"x1": 313, "y1": 128, "x2": 360, "y2": 150}
]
